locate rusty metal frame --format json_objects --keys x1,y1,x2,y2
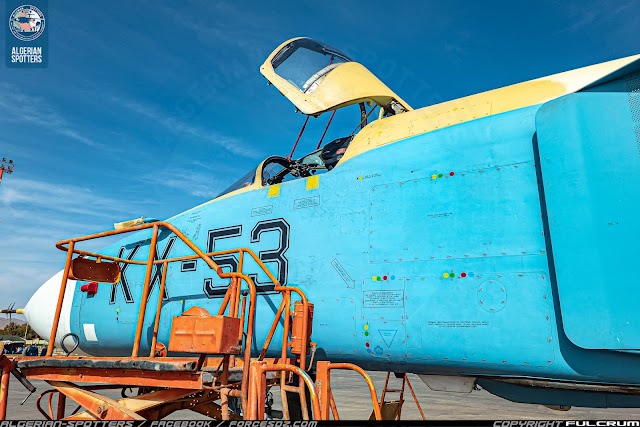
[
  {"x1": 405, "y1": 374, "x2": 426, "y2": 420},
  {"x1": 0, "y1": 357, "x2": 10, "y2": 420},
  {"x1": 35, "y1": 389, "x2": 55, "y2": 420},
  {"x1": 0, "y1": 222, "x2": 378, "y2": 422},
  {"x1": 35, "y1": 385, "x2": 118, "y2": 420},
  {"x1": 50, "y1": 222, "x2": 312, "y2": 371},
  {"x1": 380, "y1": 372, "x2": 426, "y2": 420},
  {"x1": 43, "y1": 221, "x2": 314, "y2": 412},
  {"x1": 21, "y1": 367, "x2": 205, "y2": 389},
  {"x1": 316, "y1": 361, "x2": 381, "y2": 420},
  {"x1": 48, "y1": 380, "x2": 144, "y2": 420},
  {"x1": 57, "y1": 385, "x2": 200, "y2": 420},
  {"x1": 247, "y1": 361, "x2": 320, "y2": 420}
]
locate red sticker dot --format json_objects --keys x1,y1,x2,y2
[
  {"x1": 383, "y1": 275, "x2": 388, "y2": 281},
  {"x1": 449, "y1": 171, "x2": 455, "y2": 176},
  {"x1": 461, "y1": 272, "x2": 467, "y2": 278},
  {"x1": 365, "y1": 342, "x2": 370, "y2": 347}
]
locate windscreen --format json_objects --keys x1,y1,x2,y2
[
  {"x1": 271, "y1": 38, "x2": 352, "y2": 93},
  {"x1": 216, "y1": 168, "x2": 256, "y2": 198}
]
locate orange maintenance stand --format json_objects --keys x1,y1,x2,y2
[{"x1": 0, "y1": 222, "x2": 424, "y2": 420}]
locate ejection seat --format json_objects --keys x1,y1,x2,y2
[{"x1": 321, "y1": 135, "x2": 353, "y2": 170}]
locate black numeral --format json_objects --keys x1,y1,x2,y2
[
  {"x1": 202, "y1": 220, "x2": 290, "y2": 298},
  {"x1": 203, "y1": 226, "x2": 242, "y2": 298},
  {"x1": 249, "y1": 219, "x2": 290, "y2": 292}
]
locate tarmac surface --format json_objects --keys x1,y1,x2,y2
[{"x1": 4, "y1": 371, "x2": 640, "y2": 420}]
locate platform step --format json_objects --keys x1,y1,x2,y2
[{"x1": 15, "y1": 358, "x2": 198, "y2": 372}]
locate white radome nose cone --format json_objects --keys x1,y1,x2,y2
[{"x1": 24, "y1": 270, "x2": 76, "y2": 348}]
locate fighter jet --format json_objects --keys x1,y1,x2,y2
[{"x1": 22, "y1": 37, "x2": 640, "y2": 410}]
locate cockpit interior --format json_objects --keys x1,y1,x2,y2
[{"x1": 216, "y1": 37, "x2": 412, "y2": 199}]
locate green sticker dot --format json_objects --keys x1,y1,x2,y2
[
  {"x1": 364, "y1": 331, "x2": 369, "y2": 336},
  {"x1": 438, "y1": 173, "x2": 443, "y2": 178},
  {"x1": 450, "y1": 272, "x2": 455, "y2": 278},
  {"x1": 377, "y1": 276, "x2": 381, "y2": 281}
]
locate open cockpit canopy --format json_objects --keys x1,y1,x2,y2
[
  {"x1": 215, "y1": 42, "x2": 640, "y2": 202},
  {"x1": 270, "y1": 38, "x2": 352, "y2": 91},
  {"x1": 261, "y1": 37, "x2": 412, "y2": 116},
  {"x1": 216, "y1": 37, "x2": 415, "y2": 200}
]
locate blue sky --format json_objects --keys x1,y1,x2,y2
[{"x1": 0, "y1": 0, "x2": 638, "y2": 313}]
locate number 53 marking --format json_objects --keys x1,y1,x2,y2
[{"x1": 203, "y1": 218, "x2": 290, "y2": 298}]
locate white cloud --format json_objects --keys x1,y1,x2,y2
[
  {"x1": 0, "y1": 178, "x2": 141, "y2": 219},
  {"x1": 556, "y1": 0, "x2": 637, "y2": 35},
  {"x1": 0, "y1": 177, "x2": 150, "y2": 308},
  {"x1": 0, "y1": 224, "x2": 71, "y2": 309},
  {"x1": 157, "y1": 2, "x2": 272, "y2": 61},
  {"x1": 0, "y1": 262, "x2": 58, "y2": 311},
  {"x1": 0, "y1": 83, "x2": 109, "y2": 149},
  {"x1": 112, "y1": 96, "x2": 261, "y2": 159},
  {"x1": 141, "y1": 168, "x2": 225, "y2": 199}
]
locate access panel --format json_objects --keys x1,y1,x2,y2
[{"x1": 536, "y1": 73, "x2": 640, "y2": 349}]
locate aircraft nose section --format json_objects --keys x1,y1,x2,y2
[{"x1": 24, "y1": 270, "x2": 77, "y2": 347}]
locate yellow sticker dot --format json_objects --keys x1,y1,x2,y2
[
  {"x1": 364, "y1": 324, "x2": 369, "y2": 331},
  {"x1": 431, "y1": 174, "x2": 437, "y2": 180},
  {"x1": 443, "y1": 272, "x2": 450, "y2": 279},
  {"x1": 371, "y1": 276, "x2": 377, "y2": 281},
  {"x1": 306, "y1": 175, "x2": 320, "y2": 190},
  {"x1": 268, "y1": 184, "x2": 281, "y2": 198}
]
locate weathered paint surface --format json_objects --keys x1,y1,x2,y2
[
  {"x1": 56, "y1": 67, "x2": 640, "y2": 392},
  {"x1": 18, "y1": 42, "x2": 640, "y2": 413}
]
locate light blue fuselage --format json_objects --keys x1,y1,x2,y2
[{"x1": 68, "y1": 73, "x2": 640, "y2": 403}]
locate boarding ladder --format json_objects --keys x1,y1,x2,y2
[{"x1": 376, "y1": 372, "x2": 426, "y2": 420}]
